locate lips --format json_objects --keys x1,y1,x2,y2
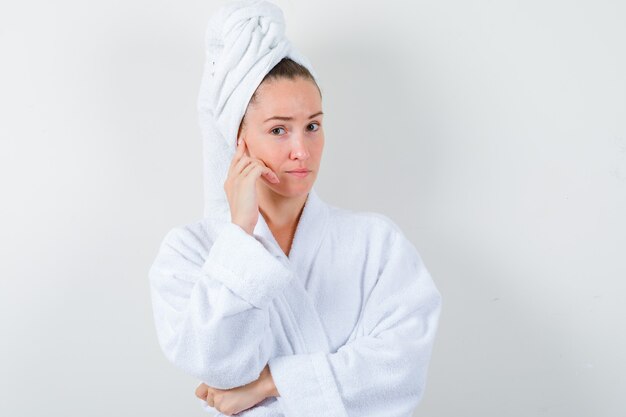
[{"x1": 286, "y1": 169, "x2": 311, "y2": 178}]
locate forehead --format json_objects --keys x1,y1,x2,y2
[{"x1": 252, "y1": 78, "x2": 321, "y2": 116}]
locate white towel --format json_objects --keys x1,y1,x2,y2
[{"x1": 198, "y1": 0, "x2": 320, "y2": 221}]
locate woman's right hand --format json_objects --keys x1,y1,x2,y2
[{"x1": 224, "y1": 137, "x2": 280, "y2": 235}]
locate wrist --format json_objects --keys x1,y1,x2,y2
[
  {"x1": 258, "y1": 365, "x2": 279, "y2": 398},
  {"x1": 231, "y1": 219, "x2": 254, "y2": 236}
]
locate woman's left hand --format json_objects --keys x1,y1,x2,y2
[{"x1": 195, "y1": 365, "x2": 276, "y2": 416}]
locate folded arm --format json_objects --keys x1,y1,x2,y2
[
  {"x1": 149, "y1": 221, "x2": 294, "y2": 390},
  {"x1": 267, "y1": 231, "x2": 442, "y2": 417}
]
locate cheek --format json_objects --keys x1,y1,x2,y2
[
  {"x1": 256, "y1": 148, "x2": 286, "y2": 170},
  {"x1": 312, "y1": 140, "x2": 324, "y2": 157},
  {"x1": 247, "y1": 141, "x2": 272, "y2": 160}
]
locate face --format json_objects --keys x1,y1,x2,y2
[{"x1": 238, "y1": 77, "x2": 324, "y2": 198}]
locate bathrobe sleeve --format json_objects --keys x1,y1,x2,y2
[
  {"x1": 149, "y1": 221, "x2": 294, "y2": 390},
  {"x1": 267, "y1": 230, "x2": 442, "y2": 417}
]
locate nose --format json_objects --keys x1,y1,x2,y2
[{"x1": 289, "y1": 134, "x2": 310, "y2": 161}]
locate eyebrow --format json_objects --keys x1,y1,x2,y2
[{"x1": 263, "y1": 111, "x2": 324, "y2": 123}]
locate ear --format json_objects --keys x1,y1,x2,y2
[{"x1": 237, "y1": 119, "x2": 245, "y2": 141}]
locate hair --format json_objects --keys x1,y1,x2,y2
[{"x1": 238, "y1": 57, "x2": 322, "y2": 136}]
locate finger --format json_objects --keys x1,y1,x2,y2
[
  {"x1": 195, "y1": 383, "x2": 208, "y2": 400},
  {"x1": 238, "y1": 157, "x2": 265, "y2": 177},
  {"x1": 255, "y1": 162, "x2": 280, "y2": 183},
  {"x1": 228, "y1": 137, "x2": 247, "y2": 176},
  {"x1": 234, "y1": 153, "x2": 279, "y2": 183},
  {"x1": 244, "y1": 163, "x2": 279, "y2": 183},
  {"x1": 243, "y1": 156, "x2": 274, "y2": 172},
  {"x1": 241, "y1": 160, "x2": 259, "y2": 177},
  {"x1": 234, "y1": 155, "x2": 254, "y2": 175}
]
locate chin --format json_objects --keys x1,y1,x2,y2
[{"x1": 267, "y1": 179, "x2": 314, "y2": 198}]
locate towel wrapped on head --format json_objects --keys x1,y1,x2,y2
[{"x1": 198, "y1": 0, "x2": 320, "y2": 221}]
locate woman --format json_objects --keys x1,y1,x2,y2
[{"x1": 148, "y1": 2, "x2": 442, "y2": 416}]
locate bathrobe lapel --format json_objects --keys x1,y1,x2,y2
[{"x1": 252, "y1": 186, "x2": 333, "y2": 355}]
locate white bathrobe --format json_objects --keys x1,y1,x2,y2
[{"x1": 149, "y1": 186, "x2": 442, "y2": 417}]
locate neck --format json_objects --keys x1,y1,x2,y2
[{"x1": 256, "y1": 185, "x2": 309, "y2": 230}]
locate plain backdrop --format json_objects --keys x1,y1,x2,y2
[{"x1": 1, "y1": 0, "x2": 624, "y2": 416}]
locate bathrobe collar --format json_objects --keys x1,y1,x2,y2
[
  {"x1": 253, "y1": 186, "x2": 329, "y2": 273},
  {"x1": 252, "y1": 186, "x2": 333, "y2": 354}
]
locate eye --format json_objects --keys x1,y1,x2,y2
[
  {"x1": 307, "y1": 122, "x2": 320, "y2": 131},
  {"x1": 270, "y1": 127, "x2": 286, "y2": 135}
]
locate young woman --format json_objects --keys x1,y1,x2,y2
[{"x1": 149, "y1": 2, "x2": 441, "y2": 417}]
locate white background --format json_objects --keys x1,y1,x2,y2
[{"x1": 1, "y1": 0, "x2": 625, "y2": 416}]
